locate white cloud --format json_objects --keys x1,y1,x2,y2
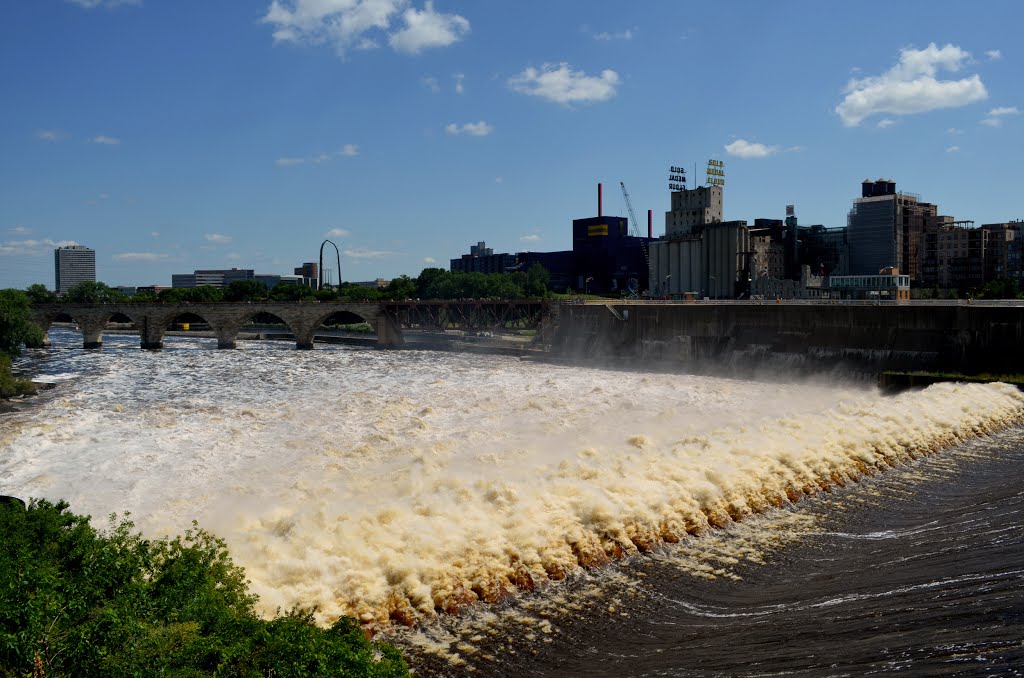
[
  {"x1": 150, "y1": 231, "x2": 160, "y2": 237},
  {"x1": 422, "y1": 76, "x2": 440, "y2": 93},
  {"x1": 946, "y1": 145, "x2": 960, "y2": 153},
  {"x1": 445, "y1": 121, "x2": 493, "y2": 136},
  {"x1": 509, "y1": 62, "x2": 620, "y2": 105},
  {"x1": 0, "y1": 238, "x2": 78, "y2": 257},
  {"x1": 344, "y1": 248, "x2": 393, "y2": 258},
  {"x1": 520, "y1": 234, "x2": 541, "y2": 242},
  {"x1": 389, "y1": 1, "x2": 469, "y2": 54},
  {"x1": 205, "y1": 233, "x2": 233, "y2": 244},
  {"x1": 326, "y1": 228, "x2": 351, "y2": 238},
  {"x1": 986, "y1": 49, "x2": 1002, "y2": 61},
  {"x1": 36, "y1": 129, "x2": 67, "y2": 142},
  {"x1": 835, "y1": 43, "x2": 988, "y2": 127},
  {"x1": 877, "y1": 118, "x2": 896, "y2": 128},
  {"x1": 226, "y1": 252, "x2": 242, "y2": 261},
  {"x1": 423, "y1": 256, "x2": 436, "y2": 264},
  {"x1": 947, "y1": 127, "x2": 963, "y2": 135},
  {"x1": 593, "y1": 28, "x2": 634, "y2": 41},
  {"x1": 66, "y1": 0, "x2": 141, "y2": 8},
  {"x1": 262, "y1": 0, "x2": 468, "y2": 57},
  {"x1": 276, "y1": 144, "x2": 358, "y2": 166},
  {"x1": 92, "y1": 135, "x2": 121, "y2": 145},
  {"x1": 494, "y1": 177, "x2": 503, "y2": 184},
  {"x1": 113, "y1": 252, "x2": 168, "y2": 262},
  {"x1": 724, "y1": 139, "x2": 778, "y2": 159},
  {"x1": 981, "y1": 106, "x2": 1020, "y2": 127},
  {"x1": 454, "y1": 73, "x2": 464, "y2": 94},
  {"x1": 8, "y1": 226, "x2": 32, "y2": 235}
]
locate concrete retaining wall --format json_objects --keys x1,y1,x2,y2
[{"x1": 551, "y1": 303, "x2": 1024, "y2": 376}]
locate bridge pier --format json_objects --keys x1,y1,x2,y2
[
  {"x1": 139, "y1": 317, "x2": 165, "y2": 350},
  {"x1": 375, "y1": 313, "x2": 405, "y2": 348},
  {"x1": 215, "y1": 325, "x2": 239, "y2": 350},
  {"x1": 80, "y1": 320, "x2": 106, "y2": 349}
]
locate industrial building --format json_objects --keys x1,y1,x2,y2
[
  {"x1": 450, "y1": 184, "x2": 652, "y2": 295},
  {"x1": 648, "y1": 184, "x2": 752, "y2": 298},
  {"x1": 450, "y1": 242, "x2": 517, "y2": 274},
  {"x1": 54, "y1": 245, "x2": 96, "y2": 295}
]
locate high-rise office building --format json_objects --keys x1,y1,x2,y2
[
  {"x1": 847, "y1": 179, "x2": 936, "y2": 278},
  {"x1": 54, "y1": 245, "x2": 96, "y2": 295}
]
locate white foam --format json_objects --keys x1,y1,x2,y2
[{"x1": 2, "y1": 330, "x2": 1021, "y2": 628}]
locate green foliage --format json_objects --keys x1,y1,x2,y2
[
  {"x1": 129, "y1": 290, "x2": 159, "y2": 303},
  {"x1": 976, "y1": 278, "x2": 1023, "y2": 300},
  {"x1": 382, "y1": 276, "x2": 416, "y2": 301},
  {"x1": 224, "y1": 280, "x2": 270, "y2": 303},
  {"x1": 63, "y1": 282, "x2": 126, "y2": 304},
  {"x1": 269, "y1": 283, "x2": 316, "y2": 302},
  {"x1": 314, "y1": 288, "x2": 340, "y2": 302},
  {"x1": 0, "y1": 355, "x2": 37, "y2": 398},
  {"x1": 24, "y1": 284, "x2": 57, "y2": 304},
  {"x1": 158, "y1": 286, "x2": 226, "y2": 303},
  {"x1": 338, "y1": 284, "x2": 382, "y2": 302},
  {"x1": 0, "y1": 289, "x2": 44, "y2": 358},
  {"x1": 0, "y1": 499, "x2": 410, "y2": 677}
]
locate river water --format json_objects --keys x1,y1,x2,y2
[{"x1": 2, "y1": 328, "x2": 1023, "y2": 675}]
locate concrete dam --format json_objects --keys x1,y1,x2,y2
[{"x1": 550, "y1": 301, "x2": 1024, "y2": 376}]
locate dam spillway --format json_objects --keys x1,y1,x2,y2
[{"x1": 550, "y1": 301, "x2": 1024, "y2": 375}]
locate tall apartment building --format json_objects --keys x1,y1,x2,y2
[
  {"x1": 847, "y1": 179, "x2": 936, "y2": 279},
  {"x1": 54, "y1": 245, "x2": 96, "y2": 295}
]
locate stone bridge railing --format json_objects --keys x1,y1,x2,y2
[{"x1": 29, "y1": 302, "x2": 402, "y2": 349}]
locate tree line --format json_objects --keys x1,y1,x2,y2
[{"x1": 23, "y1": 264, "x2": 552, "y2": 305}]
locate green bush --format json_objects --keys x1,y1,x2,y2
[
  {"x1": 0, "y1": 499, "x2": 409, "y2": 677},
  {"x1": 0, "y1": 356, "x2": 36, "y2": 398}
]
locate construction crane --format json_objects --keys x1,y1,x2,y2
[{"x1": 619, "y1": 181, "x2": 650, "y2": 296}]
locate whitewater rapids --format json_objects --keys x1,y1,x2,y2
[{"x1": 2, "y1": 333, "x2": 1022, "y2": 629}]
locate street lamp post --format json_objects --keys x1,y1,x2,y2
[{"x1": 585, "y1": 276, "x2": 594, "y2": 295}]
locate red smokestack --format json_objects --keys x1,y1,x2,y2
[
  {"x1": 598, "y1": 183, "x2": 603, "y2": 217},
  {"x1": 648, "y1": 210, "x2": 653, "y2": 239}
]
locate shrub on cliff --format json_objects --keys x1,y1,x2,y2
[{"x1": 0, "y1": 499, "x2": 409, "y2": 677}]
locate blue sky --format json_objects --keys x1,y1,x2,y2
[{"x1": 1, "y1": 0, "x2": 1021, "y2": 289}]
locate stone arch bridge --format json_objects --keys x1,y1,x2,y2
[
  {"x1": 29, "y1": 300, "x2": 551, "y2": 350},
  {"x1": 30, "y1": 302, "x2": 400, "y2": 349}
]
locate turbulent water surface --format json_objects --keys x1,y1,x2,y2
[{"x1": 3, "y1": 328, "x2": 1023, "y2": 675}]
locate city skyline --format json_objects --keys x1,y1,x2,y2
[{"x1": 2, "y1": 1, "x2": 1022, "y2": 289}]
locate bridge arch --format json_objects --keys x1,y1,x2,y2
[{"x1": 309, "y1": 309, "x2": 376, "y2": 345}]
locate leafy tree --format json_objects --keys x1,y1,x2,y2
[
  {"x1": 314, "y1": 288, "x2": 340, "y2": 302},
  {"x1": 269, "y1": 283, "x2": 316, "y2": 302},
  {"x1": 383, "y1": 276, "x2": 416, "y2": 301},
  {"x1": 130, "y1": 290, "x2": 160, "y2": 303},
  {"x1": 63, "y1": 281, "x2": 126, "y2": 304},
  {"x1": 525, "y1": 263, "x2": 551, "y2": 298},
  {"x1": 24, "y1": 283, "x2": 57, "y2": 304},
  {"x1": 158, "y1": 286, "x2": 225, "y2": 303},
  {"x1": 0, "y1": 289, "x2": 44, "y2": 358},
  {"x1": 338, "y1": 284, "x2": 381, "y2": 302},
  {"x1": 976, "y1": 278, "x2": 1022, "y2": 299},
  {"x1": 0, "y1": 499, "x2": 410, "y2": 677},
  {"x1": 415, "y1": 268, "x2": 447, "y2": 298},
  {"x1": 225, "y1": 279, "x2": 270, "y2": 302},
  {"x1": 184, "y1": 285, "x2": 226, "y2": 303},
  {"x1": 0, "y1": 290, "x2": 42, "y2": 397}
]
